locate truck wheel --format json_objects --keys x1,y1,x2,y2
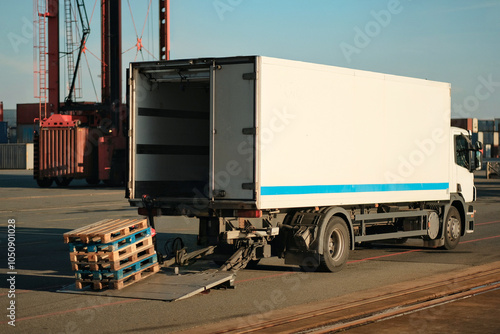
[
  {"x1": 86, "y1": 177, "x2": 100, "y2": 186},
  {"x1": 55, "y1": 177, "x2": 73, "y2": 187},
  {"x1": 443, "y1": 206, "x2": 461, "y2": 250},
  {"x1": 36, "y1": 178, "x2": 53, "y2": 188},
  {"x1": 318, "y1": 216, "x2": 350, "y2": 272}
]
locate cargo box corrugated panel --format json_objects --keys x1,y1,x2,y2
[
  {"x1": 0, "y1": 122, "x2": 7, "y2": 144},
  {"x1": 0, "y1": 144, "x2": 27, "y2": 169},
  {"x1": 17, "y1": 124, "x2": 35, "y2": 143},
  {"x1": 482, "y1": 132, "x2": 494, "y2": 145},
  {"x1": 485, "y1": 144, "x2": 492, "y2": 159},
  {"x1": 451, "y1": 118, "x2": 473, "y2": 131},
  {"x1": 478, "y1": 120, "x2": 495, "y2": 132},
  {"x1": 492, "y1": 146, "x2": 500, "y2": 158}
]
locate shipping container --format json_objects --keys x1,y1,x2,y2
[
  {"x1": 478, "y1": 120, "x2": 495, "y2": 132},
  {"x1": 451, "y1": 118, "x2": 476, "y2": 132},
  {"x1": 478, "y1": 132, "x2": 484, "y2": 144},
  {"x1": 8, "y1": 127, "x2": 16, "y2": 143},
  {"x1": 482, "y1": 131, "x2": 494, "y2": 145},
  {"x1": 26, "y1": 143, "x2": 34, "y2": 169},
  {"x1": 0, "y1": 122, "x2": 7, "y2": 143},
  {"x1": 17, "y1": 124, "x2": 35, "y2": 143},
  {"x1": 492, "y1": 145, "x2": 499, "y2": 158},
  {"x1": 494, "y1": 132, "x2": 499, "y2": 147},
  {"x1": 472, "y1": 132, "x2": 478, "y2": 145},
  {"x1": 16, "y1": 103, "x2": 40, "y2": 124},
  {"x1": 0, "y1": 143, "x2": 33, "y2": 169},
  {"x1": 37, "y1": 127, "x2": 90, "y2": 177},
  {"x1": 495, "y1": 119, "x2": 500, "y2": 132},
  {"x1": 485, "y1": 144, "x2": 492, "y2": 159}
]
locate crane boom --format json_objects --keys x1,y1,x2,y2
[{"x1": 65, "y1": 0, "x2": 90, "y2": 104}]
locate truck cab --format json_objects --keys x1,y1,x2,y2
[{"x1": 451, "y1": 126, "x2": 482, "y2": 203}]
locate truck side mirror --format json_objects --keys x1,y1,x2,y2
[
  {"x1": 469, "y1": 141, "x2": 483, "y2": 171},
  {"x1": 474, "y1": 150, "x2": 482, "y2": 171}
]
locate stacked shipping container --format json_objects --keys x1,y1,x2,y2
[{"x1": 452, "y1": 118, "x2": 500, "y2": 158}]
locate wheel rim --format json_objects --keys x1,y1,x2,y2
[
  {"x1": 328, "y1": 228, "x2": 345, "y2": 261},
  {"x1": 448, "y1": 216, "x2": 460, "y2": 240}
]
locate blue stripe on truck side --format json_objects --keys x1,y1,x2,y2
[{"x1": 260, "y1": 183, "x2": 449, "y2": 196}]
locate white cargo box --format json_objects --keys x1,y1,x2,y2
[{"x1": 129, "y1": 56, "x2": 451, "y2": 212}]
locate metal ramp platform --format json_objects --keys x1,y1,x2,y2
[{"x1": 58, "y1": 268, "x2": 235, "y2": 302}]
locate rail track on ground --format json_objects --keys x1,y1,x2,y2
[{"x1": 187, "y1": 264, "x2": 500, "y2": 334}]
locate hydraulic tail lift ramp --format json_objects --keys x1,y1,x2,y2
[
  {"x1": 57, "y1": 214, "x2": 279, "y2": 301},
  {"x1": 59, "y1": 268, "x2": 236, "y2": 302},
  {"x1": 58, "y1": 240, "x2": 269, "y2": 301},
  {"x1": 58, "y1": 242, "x2": 237, "y2": 302}
]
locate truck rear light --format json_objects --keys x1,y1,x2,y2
[{"x1": 234, "y1": 209, "x2": 262, "y2": 218}]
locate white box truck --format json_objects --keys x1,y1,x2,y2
[{"x1": 127, "y1": 56, "x2": 482, "y2": 272}]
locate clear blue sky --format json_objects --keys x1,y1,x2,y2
[{"x1": 0, "y1": 0, "x2": 499, "y2": 119}]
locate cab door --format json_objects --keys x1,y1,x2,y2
[{"x1": 454, "y1": 132, "x2": 474, "y2": 202}]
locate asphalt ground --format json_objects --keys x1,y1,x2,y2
[
  {"x1": 0, "y1": 170, "x2": 499, "y2": 333},
  {"x1": 342, "y1": 287, "x2": 500, "y2": 334}
]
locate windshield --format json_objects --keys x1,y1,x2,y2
[{"x1": 455, "y1": 135, "x2": 470, "y2": 170}]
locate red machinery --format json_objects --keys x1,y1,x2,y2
[{"x1": 33, "y1": 0, "x2": 170, "y2": 187}]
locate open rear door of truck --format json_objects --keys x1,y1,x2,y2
[{"x1": 211, "y1": 61, "x2": 257, "y2": 203}]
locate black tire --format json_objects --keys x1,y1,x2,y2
[
  {"x1": 55, "y1": 177, "x2": 73, "y2": 187},
  {"x1": 318, "y1": 216, "x2": 350, "y2": 272},
  {"x1": 299, "y1": 257, "x2": 321, "y2": 272},
  {"x1": 36, "y1": 178, "x2": 53, "y2": 188},
  {"x1": 86, "y1": 177, "x2": 100, "y2": 186},
  {"x1": 443, "y1": 206, "x2": 461, "y2": 250}
]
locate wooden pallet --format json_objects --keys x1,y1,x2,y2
[
  {"x1": 110, "y1": 263, "x2": 160, "y2": 290},
  {"x1": 69, "y1": 236, "x2": 154, "y2": 263},
  {"x1": 68, "y1": 227, "x2": 151, "y2": 253},
  {"x1": 75, "y1": 279, "x2": 106, "y2": 290},
  {"x1": 75, "y1": 263, "x2": 160, "y2": 290},
  {"x1": 64, "y1": 218, "x2": 148, "y2": 244},
  {"x1": 71, "y1": 244, "x2": 156, "y2": 271},
  {"x1": 75, "y1": 254, "x2": 158, "y2": 281}
]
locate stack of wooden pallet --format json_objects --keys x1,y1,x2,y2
[{"x1": 63, "y1": 218, "x2": 160, "y2": 290}]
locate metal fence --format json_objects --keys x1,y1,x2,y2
[{"x1": 487, "y1": 161, "x2": 500, "y2": 180}]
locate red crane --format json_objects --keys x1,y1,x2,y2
[{"x1": 33, "y1": 0, "x2": 170, "y2": 187}]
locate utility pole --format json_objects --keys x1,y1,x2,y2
[{"x1": 159, "y1": 0, "x2": 170, "y2": 60}]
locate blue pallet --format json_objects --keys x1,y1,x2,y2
[
  {"x1": 75, "y1": 253, "x2": 158, "y2": 281},
  {"x1": 69, "y1": 227, "x2": 152, "y2": 253}
]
